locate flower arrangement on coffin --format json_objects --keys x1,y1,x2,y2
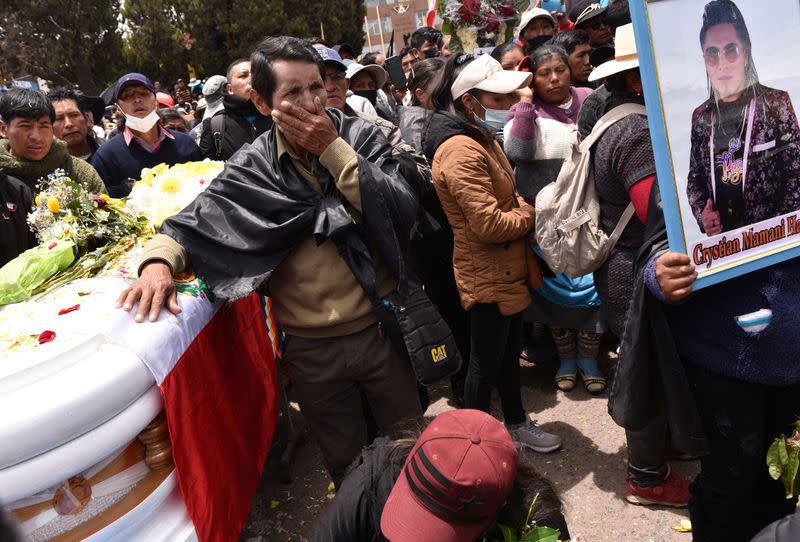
[
  {"x1": 0, "y1": 169, "x2": 149, "y2": 305},
  {"x1": 438, "y1": 0, "x2": 529, "y2": 53},
  {"x1": 126, "y1": 160, "x2": 225, "y2": 228}
]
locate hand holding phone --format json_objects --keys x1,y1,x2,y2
[{"x1": 383, "y1": 55, "x2": 408, "y2": 90}]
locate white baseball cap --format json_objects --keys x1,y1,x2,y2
[
  {"x1": 451, "y1": 54, "x2": 532, "y2": 99},
  {"x1": 516, "y1": 7, "x2": 557, "y2": 35}
]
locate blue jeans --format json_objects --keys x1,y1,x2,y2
[{"x1": 685, "y1": 362, "x2": 800, "y2": 542}]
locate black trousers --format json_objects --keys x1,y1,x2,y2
[
  {"x1": 685, "y1": 362, "x2": 800, "y2": 542},
  {"x1": 464, "y1": 304, "x2": 526, "y2": 425}
]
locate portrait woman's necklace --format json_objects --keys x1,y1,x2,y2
[{"x1": 717, "y1": 100, "x2": 749, "y2": 186}]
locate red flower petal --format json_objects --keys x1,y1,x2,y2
[
  {"x1": 58, "y1": 304, "x2": 81, "y2": 315},
  {"x1": 38, "y1": 330, "x2": 56, "y2": 344},
  {"x1": 48, "y1": 242, "x2": 58, "y2": 250}
]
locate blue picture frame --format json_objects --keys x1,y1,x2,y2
[{"x1": 629, "y1": 0, "x2": 800, "y2": 290}]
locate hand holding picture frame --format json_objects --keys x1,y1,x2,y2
[{"x1": 630, "y1": 0, "x2": 800, "y2": 290}]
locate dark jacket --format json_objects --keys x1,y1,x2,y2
[
  {"x1": 610, "y1": 184, "x2": 709, "y2": 457},
  {"x1": 199, "y1": 94, "x2": 272, "y2": 161},
  {"x1": 687, "y1": 84, "x2": 800, "y2": 232},
  {"x1": 84, "y1": 131, "x2": 106, "y2": 161},
  {"x1": 0, "y1": 170, "x2": 36, "y2": 267},
  {"x1": 345, "y1": 104, "x2": 431, "y2": 191},
  {"x1": 398, "y1": 105, "x2": 429, "y2": 154},
  {"x1": 311, "y1": 437, "x2": 401, "y2": 542},
  {"x1": 90, "y1": 127, "x2": 202, "y2": 198},
  {"x1": 752, "y1": 508, "x2": 800, "y2": 542},
  {"x1": 159, "y1": 108, "x2": 418, "y2": 302}
]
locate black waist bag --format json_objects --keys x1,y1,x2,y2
[{"x1": 371, "y1": 280, "x2": 462, "y2": 385}]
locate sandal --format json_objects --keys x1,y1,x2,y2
[
  {"x1": 577, "y1": 357, "x2": 606, "y2": 395},
  {"x1": 554, "y1": 358, "x2": 577, "y2": 392}
]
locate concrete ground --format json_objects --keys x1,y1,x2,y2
[{"x1": 241, "y1": 352, "x2": 699, "y2": 542}]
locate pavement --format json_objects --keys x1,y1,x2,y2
[{"x1": 240, "y1": 350, "x2": 699, "y2": 542}]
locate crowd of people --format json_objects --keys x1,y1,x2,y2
[{"x1": 2, "y1": 0, "x2": 800, "y2": 540}]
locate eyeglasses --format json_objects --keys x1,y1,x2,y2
[{"x1": 703, "y1": 43, "x2": 742, "y2": 67}]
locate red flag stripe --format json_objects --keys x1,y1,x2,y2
[{"x1": 160, "y1": 293, "x2": 278, "y2": 542}]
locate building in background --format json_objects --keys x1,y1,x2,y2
[{"x1": 362, "y1": 0, "x2": 441, "y2": 55}]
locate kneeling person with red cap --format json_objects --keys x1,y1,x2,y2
[{"x1": 311, "y1": 409, "x2": 570, "y2": 542}]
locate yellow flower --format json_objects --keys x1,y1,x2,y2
[
  {"x1": 35, "y1": 194, "x2": 41, "y2": 207},
  {"x1": 100, "y1": 194, "x2": 110, "y2": 202},
  {"x1": 47, "y1": 197, "x2": 61, "y2": 213},
  {"x1": 160, "y1": 177, "x2": 181, "y2": 193},
  {"x1": 106, "y1": 198, "x2": 125, "y2": 208}
]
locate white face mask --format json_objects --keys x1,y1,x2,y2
[{"x1": 125, "y1": 110, "x2": 160, "y2": 132}]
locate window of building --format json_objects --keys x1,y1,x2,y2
[
  {"x1": 368, "y1": 15, "x2": 392, "y2": 35},
  {"x1": 415, "y1": 9, "x2": 427, "y2": 28}
]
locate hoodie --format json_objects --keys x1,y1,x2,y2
[{"x1": 0, "y1": 139, "x2": 106, "y2": 195}]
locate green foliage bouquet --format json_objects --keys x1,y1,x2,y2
[
  {"x1": 767, "y1": 420, "x2": 800, "y2": 498},
  {"x1": 0, "y1": 169, "x2": 150, "y2": 305}
]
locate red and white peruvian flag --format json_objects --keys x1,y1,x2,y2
[
  {"x1": 110, "y1": 292, "x2": 279, "y2": 542},
  {"x1": 426, "y1": 0, "x2": 437, "y2": 27}
]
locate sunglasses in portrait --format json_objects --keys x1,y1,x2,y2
[{"x1": 703, "y1": 43, "x2": 742, "y2": 67}]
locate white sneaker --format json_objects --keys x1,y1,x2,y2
[{"x1": 506, "y1": 419, "x2": 561, "y2": 453}]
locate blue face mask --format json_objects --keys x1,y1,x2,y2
[{"x1": 472, "y1": 100, "x2": 509, "y2": 132}]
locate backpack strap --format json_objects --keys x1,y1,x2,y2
[
  {"x1": 579, "y1": 103, "x2": 647, "y2": 151},
  {"x1": 585, "y1": 103, "x2": 648, "y2": 245},
  {"x1": 210, "y1": 113, "x2": 226, "y2": 160},
  {"x1": 608, "y1": 202, "x2": 636, "y2": 246}
]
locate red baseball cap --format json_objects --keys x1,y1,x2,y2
[
  {"x1": 156, "y1": 92, "x2": 175, "y2": 108},
  {"x1": 380, "y1": 409, "x2": 518, "y2": 542}
]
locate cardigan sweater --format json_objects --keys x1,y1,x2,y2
[{"x1": 503, "y1": 86, "x2": 592, "y2": 203}]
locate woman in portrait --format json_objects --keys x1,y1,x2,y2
[{"x1": 686, "y1": 0, "x2": 800, "y2": 236}]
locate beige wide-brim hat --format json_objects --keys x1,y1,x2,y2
[
  {"x1": 588, "y1": 23, "x2": 639, "y2": 82},
  {"x1": 345, "y1": 62, "x2": 388, "y2": 89}
]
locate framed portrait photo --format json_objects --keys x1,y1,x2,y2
[{"x1": 630, "y1": 0, "x2": 800, "y2": 290}]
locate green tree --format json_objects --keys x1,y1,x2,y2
[
  {"x1": 121, "y1": 0, "x2": 192, "y2": 87},
  {"x1": 182, "y1": 0, "x2": 289, "y2": 78},
  {"x1": 322, "y1": 0, "x2": 366, "y2": 49},
  {"x1": 178, "y1": 0, "x2": 364, "y2": 80},
  {"x1": 0, "y1": 0, "x2": 124, "y2": 94}
]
